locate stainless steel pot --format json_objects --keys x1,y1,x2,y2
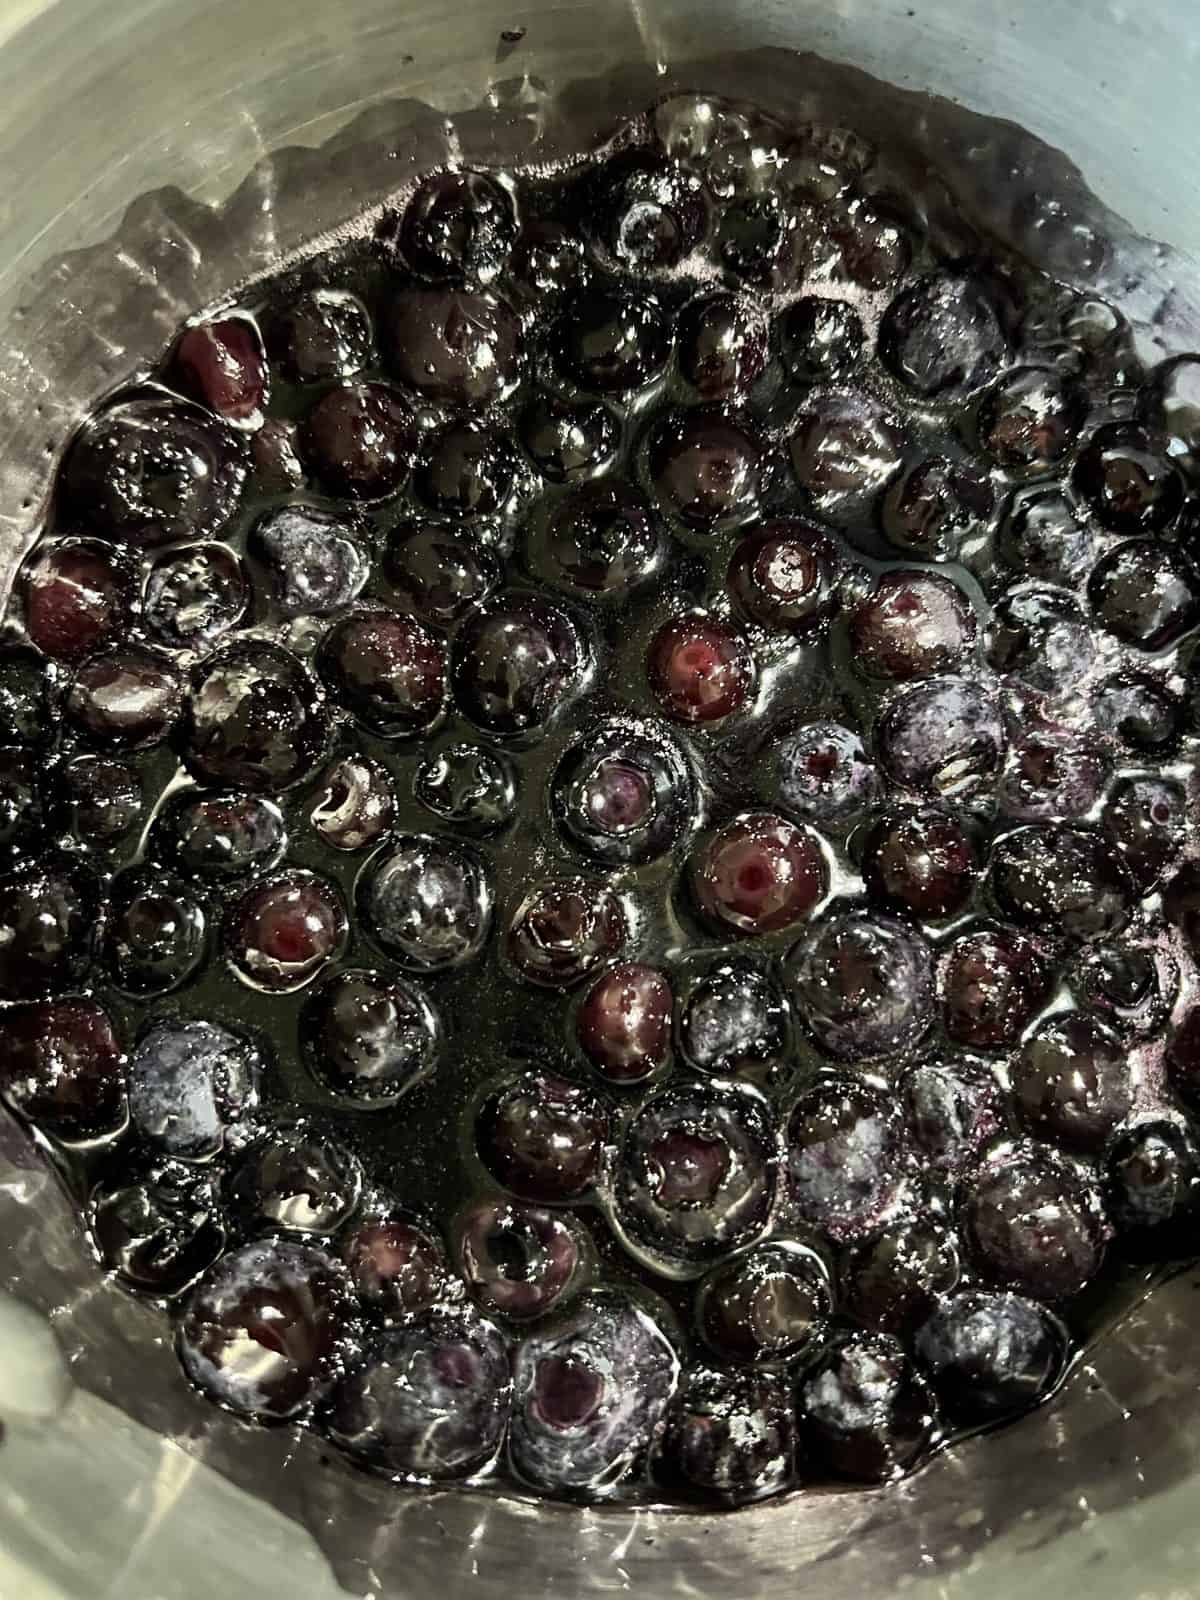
[{"x1": 1, "y1": 3, "x2": 1199, "y2": 1596}]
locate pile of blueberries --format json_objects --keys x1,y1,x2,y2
[{"x1": 3, "y1": 92, "x2": 1200, "y2": 1507}]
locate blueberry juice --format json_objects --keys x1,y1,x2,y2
[{"x1": 4, "y1": 79, "x2": 1200, "y2": 1512}]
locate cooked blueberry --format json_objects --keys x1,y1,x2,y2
[
  {"x1": 851, "y1": 572, "x2": 976, "y2": 682},
  {"x1": 717, "y1": 193, "x2": 789, "y2": 282},
  {"x1": 178, "y1": 1239, "x2": 351, "y2": 1420},
  {"x1": 978, "y1": 366, "x2": 1084, "y2": 469},
  {"x1": 877, "y1": 677, "x2": 1005, "y2": 795},
  {"x1": 454, "y1": 1198, "x2": 581, "y2": 1321},
  {"x1": 779, "y1": 296, "x2": 863, "y2": 384},
  {"x1": 591, "y1": 151, "x2": 705, "y2": 270},
  {"x1": 881, "y1": 455, "x2": 994, "y2": 561},
  {"x1": 861, "y1": 809, "x2": 977, "y2": 918},
  {"x1": 1089, "y1": 540, "x2": 1199, "y2": 651},
  {"x1": 251, "y1": 418, "x2": 305, "y2": 491},
  {"x1": 902, "y1": 1058, "x2": 1006, "y2": 1175},
  {"x1": 614, "y1": 1081, "x2": 777, "y2": 1271},
  {"x1": 248, "y1": 507, "x2": 368, "y2": 618},
  {"x1": 181, "y1": 644, "x2": 329, "y2": 793},
  {"x1": 508, "y1": 220, "x2": 586, "y2": 300},
  {"x1": 769, "y1": 721, "x2": 878, "y2": 827},
  {"x1": 555, "y1": 287, "x2": 671, "y2": 394},
  {"x1": 270, "y1": 288, "x2": 374, "y2": 383},
  {"x1": 318, "y1": 611, "x2": 445, "y2": 738},
  {"x1": 800, "y1": 1332, "x2": 935, "y2": 1483},
  {"x1": 997, "y1": 486, "x2": 1096, "y2": 587},
  {"x1": 104, "y1": 866, "x2": 208, "y2": 996},
  {"x1": 509, "y1": 1291, "x2": 677, "y2": 1492},
  {"x1": 302, "y1": 382, "x2": 414, "y2": 501},
  {"x1": 303, "y1": 968, "x2": 441, "y2": 1104},
  {"x1": 1106, "y1": 1119, "x2": 1200, "y2": 1245},
  {"x1": 788, "y1": 911, "x2": 933, "y2": 1063},
  {"x1": 1101, "y1": 775, "x2": 1185, "y2": 894},
  {"x1": 128, "y1": 1018, "x2": 261, "y2": 1159},
  {"x1": 310, "y1": 755, "x2": 395, "y2": 853},
  {"x1": 22, "y1": 539, "x2": 131, "y2": 662},
  {"x1": 66, "y1": 648, "x2": 181, "y2": 748},
  {"x1": 576, "y1": 962, "x2": 673, "y2": 1084},
  {"x1": 1072, "y1": 943, "x2": 1177, "y2": 1039},
  {"x1": 1073, "y1": 422, "x2": 1184, "y2": 534},
  {"x1": 679, "y1": 293, "x2": 768, "y2": 398},
  {"x1": 939, "y1": 925, "x2": 1052, "y2": 1050},
  {"x1": 151, "y1": 789, "x2": 287, "y2": 881},
  {"x1": 91, "y1": 1161, "x2": 225, "y2": 1296},
  {"x1": 987, "y1": 587, "x2": 1096, "y2": 695},
  {"x1": 507, "y1": 878, "x2": 627, "y2": 989},
  {"x1": 646, "y1": 406, "x2": 762, "y2": 531},
  {"x1": 227, "y1": 1132, "x2": 362, "y2": 1237},
  {"x1": 0, "y1": 746, "x2": 41, "y2": 856},
  {"x1": 226, "y1": 870, "x2": 348, "y2": 992},
  {"x1": 392, "y1": 169, "x2": 516, "y2": 283},
  {"x1": 1011, "y1": 1012, "x2": 1131, "y2": 1153},
  {"x1": 656, "y1": 1367, "x2": 794, "y2": 1503},
  {"x1": 384, "y1": 522, "x2": 500, "y2": 628},
  {"x1": 1095, "y1": 673, "x2": 1183, "y2": 754},
  {"x1": 728, "y1": 520, "x2": 840, "y2": 633},
  {"x1": 62, "y1": 396, "x2": 247, "y2": 547},
  {"x1": 415, "y1": 421, "x2": 516, "y2": 517},
  {"x1": 143, "y1": 542, "x2": 248, "y2": 649},
  {"x1": 963, "y1": 1143, "x2": 1108, "y2": 1299},
  {"x1": 786, "y1": 1078, "x2": 906, "y2": 1243},
  {"x1": 58, "y1": 755, "x2": 142, "y2": 845},
  {"x1": 690, "y1": 812, "x2": 826, "y2": 937},
  {"x1": 999, "y1": 733, "x2": 1107, "y2": 823},
  {"x1": 358, "y1": 834, "x2": 493, "y2": 972},
  {"x1": 880, "y1": 270, "x2": 1007, "y2": 397},
  {"x1": 519, "y1": 394, "x2": 619, "y2": 483},
  {"x1": 989, "y1": 824, "x2": 1135, "y2": 944},
  {"x1": 414, "y1": 743, "x2": 517, "y2": 835},
  {"x1": 677, "y1": 961, "x2": 788, "y2": 1076},
  {"x1": 174, "y1": 316, "x2": 269, "y2": 427},
  {"x1": 1144, "y1": 353, "x2": 1200, "y2": 476},
  {"x1": 553, "y1": 724, "x2": 689, "y2": 867},
  {"x1": 478, "y1": 1070, "x2": 608, "y2": 1205},
  {"x1": 341, "y1": 1217, "x2": 449, "y2": 1321},
  {"x1": 697, "y1": 1242, "x2": 831, "y2": 1365},
  {"x1": 0, "y1": 996, "x2": 124, "y2": 1139},
  {"x1": 822, "y1": 196, "x2": 912, "y2": 289},
  {"x1": 915, "y1": 1290, "x2": 1068, "y2": 1421},
  {"x1": 452, "y1": 595, "x2": 582, "y2": 737},
  {"x1": 0, "y1": 856, "x2": 97, "y2": 999},
  {"x1": 646, "y1": 613, "x2": 755, "y2": 725},
  {"x1": 327, "y1": 1308, "x2": 510, "y2": 1479},
  {"x1": 789, "y1": 391, "x2": 903, "y2": 517},
  {"x1": 844, "y1": 1219, "x2": 960, "y2": 1336},
  {"x1": 541, "y1": 479, "x2": 661, "y2": 596},
  {"x1": 386, "y1": 287, "x2": 522, "y2": 408}
]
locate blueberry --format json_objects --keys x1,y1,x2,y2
[
  {"x1": 309, "y1": 756, "x2": 396, "y2": 853},
  {"x1": 386, "y1": 287, "x2": 522, "y2": 408},
  {"x1": 880, "y1": 270, "x2": 1007, "y2": 397},
  {"x1": 717, "y1": 193, "x2": 790, "y2": 283},
  {"x1": 677, "y1": 961, "x2": 788, "y2": 1076},
  {"x1": 592, "y1": 151, "x2": 706, "y2": 270},
  {"x1": 151, "y1": 789, "x2": 287, "y2": 881},
  {"x1": 0, "y1": 997, "x2": 125, "y2": 1139},
  {"x1": 509, "y1": 1291, "x2": 678, "y2": 1492},
  {"x1": 646, "y1": 406, "x2": 763, "y2": 531},
  {"x1": 646, "y1": 612, "x2": 755, "y2": 725},
  {"x1": 303, "y1": 968, "x2": 441, "y2": 1104},
  {"x1": 506, "y1": 877, "x2": 628, "y2": 989},
  {"x1": 861, "y1": 808, "x2": 977, "y2": 919},
  {"x1": 478, "y1": 1070, "x2": 608, "y2": 1204},
  {"x1": 799, "y1": 1332, "x2": 936, "y2": 1483},
  {"x1": 769, "y1": 721, "x2": 878, "y2": 827},
  {"x1": 1095, "y1": 673, "x2": 1183, "y2": 754},
  {"x1": 177, "y1": 1239, "x2": 351, "y2": 1421},
  {"x1": 696, "y1": 1242, "x2": 831, "y2": 1365},
  {"x1": 248, "y1": 507, "x2": 368, "y2": 618},
  {"x1": 915, "y1": 1290, "x2": 1068, "y2": 1421},
  {"x1": 0, "y1": 856, "x2": 97, "y2": 999},
  {"x1": 143, "y1": 542, "x2": 249, "y2": 650},
  {"x1": 785, "y1": 1078, "x2": 906, "y2": 1243},
  {"x1": 1011, "y1": 1012, "x2": 1130, "y2": 1154},
  {"x1": 679, "y1": 293, "x2": 768, "y2": 399},
  {"x1": 902, "y1": 1058, "x2": 1006, "y2": 1175},
  {"x1": 788, "y1": 391, "x2": 904, "y2": 517},
  {"x1": 454, "y1": 1198, "x2": 581, "y2": 1321},
  {"x1": 555, "y1": 287, "x2": 671, "y2": 394},
  {"x1": 414, "y1": 743, "x2": 518, "y2": 834},
  {"x1": 1102, "y1": 775, "x2": 1186, "y2": 892},
  {"x1": 358, "y1": 834, "x2": 493, "y2": 972},
  {"x1": 1073, "y1": 422, "x2": 1184, "y2": 534},
  {"x1": 1144, "y1": 354, "x2": 1200, "y2": 477},
  {"x1": 963, "y1": 1142, "x2": 1108, "y2": 1299},
  {"x1": 997, "y1": 487, "x2": 1096, "y2": 587},
  {"x1": 998, "y1": 733, "x2": 1107, "y2": 823},
  {"x1": 174, "y1": 316, "x2": 268, "y2": 427},
  {"x1": 728, "y1": 520, "x2": 841, "y2": 633},
  {"x1": 779, "y1": 296, "x2": 863, "y2": 383},
  {"x1": 91, "y1": 1160, "x2": 225, "y2": 1296},
  {"x1": 690, "y1": 812, "x2": 826, "y2": 937},
  {"x1": 66, "y1": 648, "x2": 182, "y2": 748},
  {"x1": 978, "y1": 367, "x2": 1084, "y2": 469},
  {"x1": 385, "y1": 522, "x2": 500, "y2": 629},
  {"x1": 576, "y1": 962, "x2": 674, "y2": 1084},
  {"x1": 452, "y1": 595, "x2": 582, "y2": 737},
  {"x1": 22, "y1": 539, "x2": 131, "y2": 662},
  {"x1": 391, "y1": 169, "x2": 516, "y2": 283},
  {"x1": 989, "y1": 824, "x2": 1136, "y2": 944},
  {"x1": 876, "y1": 677, "x2": 1005, "y2": 795},
  {"x1": 519, "y1": 393, "x2": 619, "y2": 483},
  {"x1": 656, "y1": 1368, "x2": 795, "y2": 1503},
  {"x1": 341, "y1": 1217, "x2": 450, "y2": 1322},
  {"x1": 553, "y1": 723, "x2": 690, "y2": 868},
  {"x1": 58, "y1": 755, "x2": 142, "y2": 845},
  {"x1": 881, "y1": 455, "x2": 994, "y2": 561},
  {"x1": 227, "y1": 1132, "x2": 362, "y2": 1237},
  {"x1": 327, "y1": 1308, "x2": 511, "y2": 1479},
  {"x1": 270, "y1": 288, "x2": 374, "y2": 383},
  {"x1": 1088, "y1": 540, "x2": 1200, "y2": 651},
  {"x1": 843, "y1": 1219, "x2": 961, "y2": 1336},
  {"x1": 128, "y1": 1018, "x2": 261, "y2": 1159},
  {"x1": 507, "y1": 221, "x2": 586, "y2": 300},
  {"x1": 301, "y1": 382, "x2": 414, "y2": 501},
  {"x1": 614, "y1": 1081, "x2": 777, "y2": 1272},
  {"x1": 540, "y1": 479, "x2": 661, "y2": 596},
  {"x1": 62, "y1": 396, "x2": 247, "y2": 547},
  {"x1": 0, "y1": 650, "x2": 51, "y2": 746},
  {"x1": 226, "y1": 870, "x2": 348, "y2": 993},
  {"x1": 849, "y1": 572, "x2": 976, "y2": 681},
  {"x1": 939, "y1": 925, "x2": 1052, "y2": 1050},
  {"x1": 181, "y1": 644, "x2": 329, "y2": 793},
  {"x1": 788, "y1": 911, "x2": 933, "y2": 1063},
  {"x1": 104, "y1": 866, "x2": 208, "y2": 996},
  {"x1": 416, "y1": 421, "x2": 516, "y2": 518},
  {"x1": 1073, "y1": 943, "x2": 1176, "y2": 1040},
  {"x1": 821, "y1": 196, "x2": 911, "y2": 289},
  {"x1": 1106, "y1": 1119, "x2": 1200, "y2": 1246},
  {"x1": 318, "y1": 611, "x2": 446, "y2": 738}
]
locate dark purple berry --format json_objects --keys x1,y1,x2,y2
[
  {"x1": 151, "y1": 789, "x2": 286, "y2": 881},
  {"x1": 181, "y1": 644, "x2": 329, "y2": 793},
  {"x1": 850, "y1": 572, "x2": 976, "y2": 681},
  {"x1": 779, "y1": 296, "x2": 863, "y2": 383},
  {"x1": 1011, "y1": 1012, "x2": 1131, "y2": 1153},
  {"x1": 592, "y1": 151, "x2": 705, "y2": 270},
  {"x1": 770, "y1": 721, "x2": 878, "y2": 827},
  {"x1": 508, "y1": 220, "x2": 585, "y2": 300},
  {"x1": 677, "y1": 961, "x2": 788, "y2": 1076},
  {"x1": 1088, "y1": 540, "x2": 1200, "y2": 651},
  {"x1": 789, "y1": 391, "x2": 903, "y2": 516},
  {"x1": 1073, "y1": 943, "x2": 1177, "y2": 1040},
  {"x1": 59, "y1": 755, "x2": 142, "y2": 845},
  {"x1": 556, "y1": 287, "x2": 671, "y2": 394},
  {"x1": 128, "y1": 1018, "x2": 261, "y2": 1159},
  {"x1": 478, "y1": 1070, "x2": 608, "y2": 1204},
  {"x1": 880, "y1": 270, "x2": 1007, "y2": 397},
  {"x1": 697, "y1": 1243, "x2": 831, "y2": 1365},
  {"x1": 414, "y1": 743, "x2": 518, "y2": 834},
  {"x1": 358, "y1": 834, "x2": 493, "y2": 972},
  {"x1": 91, "y1": 1161, "x2": 225, "y2": 1296},
  {"x1": 1095, "y1": 672, "x2": 1183, "y2": 754},
  {"x1": 915, "y1": 1290, "x2": 1068, "y2": 1421},
  {"x1": 679, "y1": 293, "x2": 767, "y2": 398},
  {"x1": 1106, "y1": 1119, "x2": 1200, "y2": 1245},
  {"x1": 978, "y1": 366, "x2": 1084, "y2": 469},
  {"x1": 877, "y1": 677, "x2": 1005, "y2": 795},
  {"x1": 717, "y1": 193, "x2": 789, "y2": 282},
  {"x1": 786, "y1": 1078, "x2": 906, "y2": 1243},
  {"x1": 393, "y1": 169, "x2": 516, "y2": 283},
  {"x1": 415, "y1": 421, "x2": 516, "y2": 517},
  {"x1": 248, "y1": 507, "x2": 368, "y2": 618},
  {"x1": 386, "y1": 287, "x2": 522, "y2": 408},
  {"x1": 174, "y1": 316, "x2": 268, "y2": 426},
  {"x1": 66, "y1": 648, "x2": 181, "y2": 748},
  {"x1": 690, "y1": 811, "x2": 826, "y2": 937},
  {"x1": 270, "y1": 288, "x2": 373, "y2": 383},
  {"x1": 22, "y1": 539, "x2": 130, "y2": 662},
  {"x1": 989, "y1": 824, "x2": 1136, "y2": 943},
  {"x1": 999, "y1": 733, "x2": 1107, "y2": 822},
  {"x1": 341, "y1": 1217, "x2": 449, "y2": 1321},
  {"x1": 303, "y1": 968, "x2": 441, "y2": 1104},
  {"x1": 0, "y1": 857, "x2": 97, "y2": 998},
  {"x1": 454, "y1": 1199, "x2": 581, "y2": 1321},
  {"x1": 646, "y1": 406, "x2": 762, "y2": 531},
  {"x1": 861, "y1": 809, "x2": 977, "y2": 918},
  {"x1": 318, "y1": 611, "x2": 446, "y2": 738},
  {"x1": 844, "y1": 1219, "x2": 961, "y2": 1335},
  {"x1": 646, "y1": 612, "x2": 754, "y2": 725},
  {"x1": 228, "y1": 1132, "x2": 362, "y2": 1237},
  {"x1": 143, "y1": 542, "x2": 248, "y2": 649},
  {"x1": 1101, "y1": 775, "x2": 1186, "y2": 892},
  {"x1": 452, "y1": 595, "x2": 582, "y2": 737},
  {"x1": 728, "y1": 520, "x2": 840, "y2": 633},
  {"x1": 656, "y1": 1368, "x2": 794, "y2": 1503},
  {"x1": 227, "y1": 870, "x2": 348, "y2": 992},
  {"x1": 385, "y1": 522, "x2": 500, "y2": 629},
  {"x1": 799, "y1": 1332, "x2": 935, "y2": 1483},
  {"x1": 302, "y1": 382, "x2": 414, "y2": 500},
  {"x1": 939, "y1": 926, "x2": 1052, "y2": 1050},
  {"x1": 104, "y1": 866, "x2": 208, "y2": 996},
  {"x1": 310, "y1": 756, "x2": 395, "y2": 853},
  {"x1": 902, "y1": 1057, "x2": 1006, "y2": 1175},
  {"x1": 1073, "y1": 421, "x2": 1184, "y2": 534},
  {"x1": 998, "y1": 486, "x2": 1096, "y2": 586},
  {"x1": 540, "y1": 479, "x2": 661, "y2": 596},
  {"x1": 576, "y1": 962, "x2": 673, "y2": 1084},
  {"x1": 788, "y1": 911, "x2": 933, "y2": 1063},
  {"x1": 0, "y1": 997, "x2": 125, "y2": 1139},
  {"x1": 519, "y1": 393, "x2": 619, "y2": 483},
  {"x1": 553, "y1": 724, "x2": 689, "y2": 867},
  {"x1": 881, "y1": 455, "x2": 993, "y2": 561},
  {"x1": 507, "y1": 878, "x2": 627, "y2": 989},
  {"x1": 963, "y1": 1142, "x2": 1108, "y2": 1299}
]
